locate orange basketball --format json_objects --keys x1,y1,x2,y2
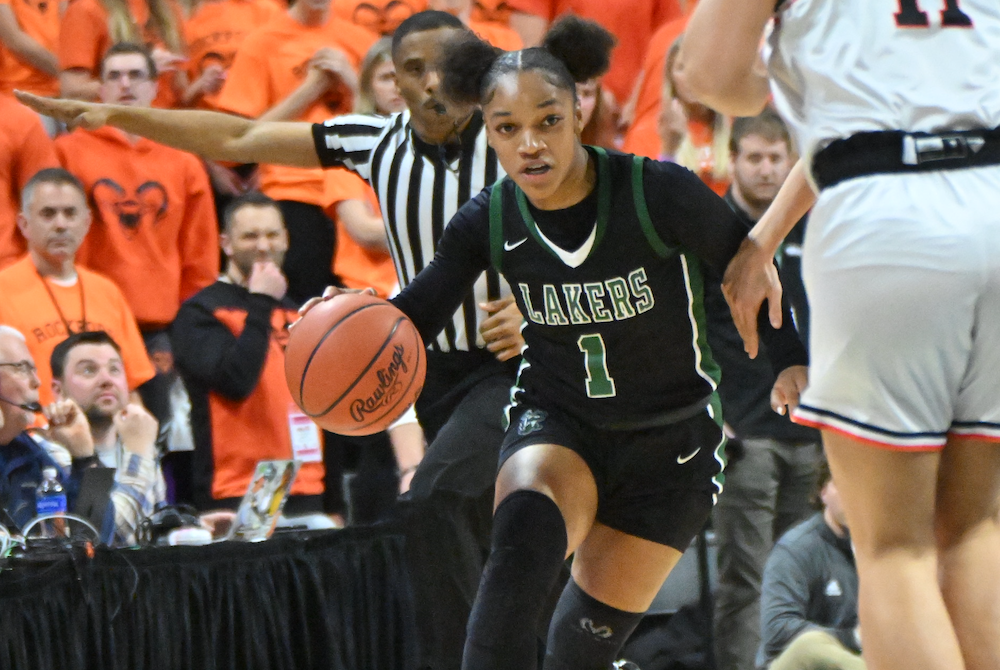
[{"x1": 285, "y1": 293, "x2": 426, "y2": 436}]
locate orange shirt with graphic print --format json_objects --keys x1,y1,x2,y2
[
  {"x1": 0, "y1": 256, "x2": 156, "y2": 407},
  {"x1": 0, "y1": 97, "x2": 58, "y2": 268},
  {"x1": 471, "y1": 0, "x2": 514, "y2": 26},
  {"x1": 215, "y1": 12, "x2": 376, "y2": 205},
  {"x1": 183, "y1": 0, "x2": 282, "y2": 111},
  {"x1": 323, "y1": 169, "x2": 396, "y2": 299},
  {"x1": 57, "y1": 0, "x2": 187, "y2": 108},
  {"x1": 506, "y1": 0, "x2": 681, "y2": 104},
  {"x1": 54, "y1": 126, "x2": 219, "y2": 329},
  {"x1": 332, "y1": 0, "x2": 426, "y2": 35},
  {"x1": 0, "y1": 0, "x2": 60, "y2": 95}
]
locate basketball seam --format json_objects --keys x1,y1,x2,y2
[
  {"x1": 298, "y1": 302, "x2": 385, "y2": 409},
  {"x1": 307, "y1": 315, "x2": 405, "y2": 417}
]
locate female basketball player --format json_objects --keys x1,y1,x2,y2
[
  {"x1": 675, "y1": 3, "x2": 1000, "y2": 670},
  {"x1": 303, "y1": 17, "x2": 807, "y2": 669}
]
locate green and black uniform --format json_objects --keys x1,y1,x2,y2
[{"x1": 392, "y1": 147, "x2": 806, "y2": 548}]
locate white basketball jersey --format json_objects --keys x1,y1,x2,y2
[{"x1": 767, "y1": 0, "x2": 1000, "y2": 161}]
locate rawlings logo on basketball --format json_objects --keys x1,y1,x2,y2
[{"x1": 349, "y1": 345, "x2": 409, "y2": 422}]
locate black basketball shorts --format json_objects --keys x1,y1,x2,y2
[{"x1": 499, "y1": 400, "x2": 726, "y2": 550}]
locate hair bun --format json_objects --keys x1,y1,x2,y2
[
  {"x1": 442, "y1": 32, "x2": 504, "y2": 105},
  {"x1": 541, "y1": 15, "x2": 615, "y2": 83}
]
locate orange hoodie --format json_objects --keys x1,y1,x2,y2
[{"x1": 55, "y1": 126, "x2": 219, "y2": 329}]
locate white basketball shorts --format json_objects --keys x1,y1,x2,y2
[{"x1": 791, "y1": 165, "x2": 1000, "y2": 449}]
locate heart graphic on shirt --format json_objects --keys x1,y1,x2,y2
[
  {"x1": 91, "y1": 179, "x2": 169, "y2": 238},
  {"x1": 352, "y1": 0, "x2": 418, "y2": 35}
]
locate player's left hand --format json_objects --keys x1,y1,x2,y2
[
  {"x1": 770, "y1": 365, "x2": 808, "y2": 416},
  {"x1": 479, "y1": 296, "x2": 524, "y2": 362}
]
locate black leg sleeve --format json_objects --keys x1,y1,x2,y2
[
  {"x1": 543, "y1": 579, "x2": 644, "y2": 670},
  {"x1": 463, "y1": 490, "x2": 568, "y2": 670}
]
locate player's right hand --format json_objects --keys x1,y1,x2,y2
[
  {"x1": 295, "y1": 285, "x2": 376, "y2": 323},
  {"x1": 722, "y1": 235, "x2": 783, "y2": 359},
  {"x1": 14, "y1": 90, "x2": 110, "y2": 131}
]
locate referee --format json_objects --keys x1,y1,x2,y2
[{"x1": 16, "y1": 12, "x2": 521, "y2": 670}]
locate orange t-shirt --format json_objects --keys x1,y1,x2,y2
[
  {"x1": 332, "y1": 0, "x2": 426, "y2": 35},
  {"x1": 0, "y1": 256, "x2": 156, "y2": 407},
  {"x1": 183, "y1": 0, "x2": 282, "y2": 111},
  {"x1": 54, "y1": 126, "x2": 219, "y2": 329},
  {"x1": 471, "y1": 0, "x2": 514, "y2": 26},
  {"x1": 620, "y1": 12, "x2": 689, "y2": 159},
  {"x1": 506, "y1": 0, "x2": 682, "y2": 104},
  {"x1": 0, "y1": 97, "x2": 58, "y2": 268},
  {"x1": 0, "y1": 0, "x2": 60, "y2": 96},
  {"x1": 216, "y1": 11, "x2": 376, "y2": 205},
  {"x1": 323, "y1": 169, "x2": 396, "y2": 299},
  {"x1": 57, "y1": 0, "x2": 187, "y2": 108},
  {"x1": 469, "y1": 18, "x2": 522, "y2": 51}
]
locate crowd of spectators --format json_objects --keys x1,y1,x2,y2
[{"x1": 0, "y1": 0, "x2": 850, "y2": 667}]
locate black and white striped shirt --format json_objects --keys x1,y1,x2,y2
[{"x1": 311, "y1": 109, "x2": 510, "y2": 353}]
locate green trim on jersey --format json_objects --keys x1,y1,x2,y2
[
  {"x1": 488, "y1": 177, "x2": 507, "y2": 271},
  {"x1": 513, "y1": 146, "x2": 612, "y2": 265},
  {"x1": 631, "y1": 155, "x2": 679, "y2": 259},
  {"x1": 679, "y1": 252, "x2": 723, "y2": 388}
]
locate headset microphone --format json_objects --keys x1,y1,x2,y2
[{"x1": 0, "y1": 396, "x2": 42, "y2": 413}]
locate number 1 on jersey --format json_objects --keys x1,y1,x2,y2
[
  {"x1": 578, "y1": 333, "x2": 616, "y2": 398},
  {"x1": 896, "y1": 0, "x2": 973, "y2": 27}
]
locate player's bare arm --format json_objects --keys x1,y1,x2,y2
[
  {"x1": 14, "y1": 90, "x2": 321, "y2": 168},
  {"x1": 722, "y1": 160, "x2": 815, "y2": 358},
  {"x1": 673, "y1": 0, "x2": 773, "y2": 116}
]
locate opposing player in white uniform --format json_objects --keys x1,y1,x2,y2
[{"x1": 674, "y1": 2, "x2": 1000, "y2": 670}]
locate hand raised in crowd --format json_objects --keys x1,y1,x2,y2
[
  {"x1": 248, "y1": 261, "x2": 288, "y2": 301},
  {"x1": 657, "y1": 97, "x2": 687, "y2": 159},
  {"x1": 44, "y1": 399, "x2": 95, "y2": 459},
  {"x1": 114, "y1": 403, "x2": 159, "y2": 460},
  {"x1": 770, "y1": 365, "x2": 808, "y2": 417},
  {"x1": 188, "y1": 63, "x2": 227, "y2": 100},
  {"x1": 15, "y1": 90, "x2": 109, "y2": 131},
  {"x1": 309, "y1": 47, "x2": 359, "y2": 94},
  {"x1": 721, "y1": 236, "x2": 783, "y2": 359},
  {"x1": 151, "y1": 47, "x2": 186, "y2": 74},
  {"x1": 478, "y1": 296, "x2": 525, "y2": 362}
]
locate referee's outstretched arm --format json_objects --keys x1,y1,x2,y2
[{"x1": 14, "y1": 90, "x2": 322, "y2": 168}]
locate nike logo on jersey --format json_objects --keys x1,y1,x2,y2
[
  {"x1": 676, "y1": 447, "x2": 701, "y2": 464},
  {"x1": 504, "y1": 238, "x2": 528, "y2": 251}
]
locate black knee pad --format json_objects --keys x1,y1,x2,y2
[
  {"x1": 463, "y1": 490, "x2": 568, "y2": 669},
  {"x1": 543, "y1": 579, "x2": 644, "y2": 670}
]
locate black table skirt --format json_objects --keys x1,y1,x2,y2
[{"x1": 0, "y1": 525, "x2": 418, "y2": 670}]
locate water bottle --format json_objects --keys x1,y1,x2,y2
[{"x1": 35, "y1": 467, "x2": 67, "y2": 537}]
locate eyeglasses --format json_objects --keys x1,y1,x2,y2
[
  {"x1": 104, "y1": 69, "x2": 151, "y2": 83},
  {"x1": 0, "y1": 361, "x2": 38, "y2": 377}
]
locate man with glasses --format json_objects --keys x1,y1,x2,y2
[
  {"x1": 0, "y1": 167, "x2": 154, "y2": 414},
  {"x1": 0, "y1": 324, "x2": 104, "y2": 531}
]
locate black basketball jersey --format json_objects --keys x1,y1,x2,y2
[{"x1": 489, "y1": 148, "x2": 721, "y2": 430}]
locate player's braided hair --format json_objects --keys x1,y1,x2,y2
[{"x1": 442, "y1": 15, "x2": 616, "y2": 106}]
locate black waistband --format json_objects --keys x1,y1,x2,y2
[{"x1": 812, "y1": 127, "x2": 1000, "y2": 190}]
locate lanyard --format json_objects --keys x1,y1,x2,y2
[{"x1": 36, "y1": 268, "x2": 87, "y2": 335}]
